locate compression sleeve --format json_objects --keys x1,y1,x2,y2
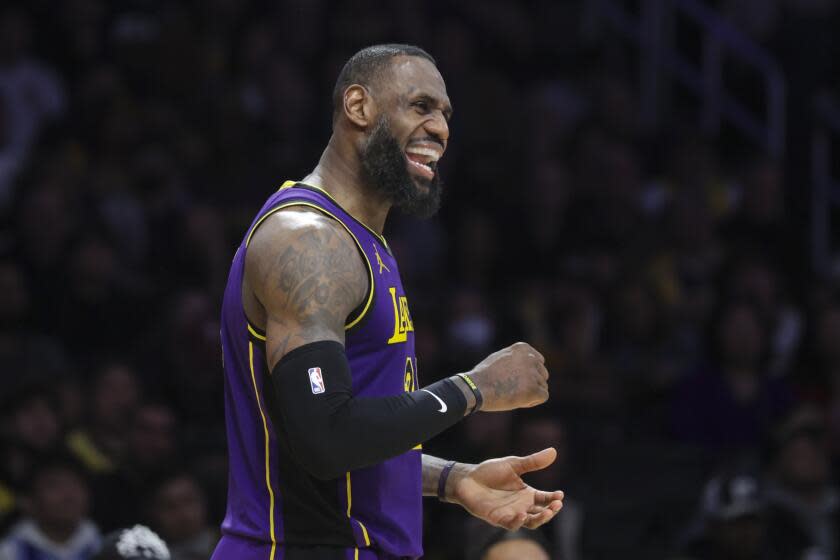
[{"x1": 270, "y1": 340, "x2": 467, "y2": 480}]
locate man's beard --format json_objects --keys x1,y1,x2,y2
[{"x1": 359, "y1": 116, "x2": 443, "y2": 218}]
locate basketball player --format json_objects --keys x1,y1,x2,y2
[{"x1": 212, "y1": 44, "x2": 564, "y2": 560}]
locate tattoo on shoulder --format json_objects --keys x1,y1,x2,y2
[{"x1": 249, "y1": 213, "x2": 367, "y2": 363}]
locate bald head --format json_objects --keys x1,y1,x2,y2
[{"x1": 332, "y1": 44, "x2": 437, "y2": 124}]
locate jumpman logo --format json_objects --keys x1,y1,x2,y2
[{"x1": 374, "y1": 244, "x2": 390, "y2": 274}]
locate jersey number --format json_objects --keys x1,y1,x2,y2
[{"x1": 404, "y1": 357, "x2": 417, "y2": 392}]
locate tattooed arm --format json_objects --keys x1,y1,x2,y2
[
  {"x1": 244, "y1": 208, "x2": 366, "y2": 364},
  {"x1": 246, "y1": 208, "x2": 550, "y2": 411},
  {"x1": 244, "y1": 210, "x2": 474, "y2": 479},
  {"x1": 244, "y1": 209, "x2": 552, "y2": 479}
]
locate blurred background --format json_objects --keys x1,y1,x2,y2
[{"x1": 1, "y1": 0, "x2": 840, "y2": 559}]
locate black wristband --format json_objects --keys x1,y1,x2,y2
[
  {"x1": 437, "y1": 461, "x2": 456, "y2": 501},
  {"x1": 456, "y1": 372, "x2": 483, "y2": 414}
]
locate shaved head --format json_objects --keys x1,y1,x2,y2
[{"x1": 332, "y1": 44, "x2": 437, "y2": 123}]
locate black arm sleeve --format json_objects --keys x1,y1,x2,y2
[{"x1": 270, "y1": 340, "x2": 467, "y2": 480}]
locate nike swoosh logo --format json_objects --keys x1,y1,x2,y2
[{"x1": 422, "y1": 389, "x2": 448, "y2": 413}]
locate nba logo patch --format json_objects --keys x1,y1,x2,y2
[{"x1": 308, "y1": 367, "x2": 325, "y2": 394}]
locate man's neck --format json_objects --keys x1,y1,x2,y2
[{"x1": 303, "y1": 136, "x2": 391, "y2": 234}]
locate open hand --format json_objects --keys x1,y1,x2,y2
[{"x1": 450, "y1": 448, "x2": 564, "y2": 530}]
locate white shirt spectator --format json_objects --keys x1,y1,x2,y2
[{"x1": 0, "y1": 519, "x2": 100, "y2": 560}]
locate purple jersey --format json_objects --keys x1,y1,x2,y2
[{"x1": 217, "y1": 182, "x2": 421, "y2": 559}]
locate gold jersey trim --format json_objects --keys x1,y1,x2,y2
[
  {"x1": 247, "y1": 322, "x2": 267, "y2": 342},
  {"x1": 346, "y1": 472, "x2": 372, "y2": 548},
  {"x1": 248, "y1": 341, "x2": 277, "y2": 560},
  {"x1": 283, "y1": 181, "x2": 389, "y2": 249}
]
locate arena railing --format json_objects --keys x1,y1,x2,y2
[{"x1": 592, "y1": 0, "x2": 786, "y2": 157}]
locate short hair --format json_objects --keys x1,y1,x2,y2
[
  {"x1": 23, "y1": 454, "x2": 88, "y2": 495},
  {"x1": 141, "y1": 466, "x2": 201, "y2": 511},
  {"x1": 332, "y1": 44, "x2": 436, "y2": 122}
]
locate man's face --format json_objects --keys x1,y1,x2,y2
[
  {"x1": 777, "y1": 431, "x2": 830, "y2": 491},
  {"x1": 359, "y1": 56, "x2": 452, "y2": 218},
  {"x1": 152, "y1": 476, "x2": 207, "y2": 542},
  {"x1": 129, "y1": 405, "x2": 177, "y2": 467},
  {"x1": 32, "y1": 468, "x2": 89, "y2": 530}
]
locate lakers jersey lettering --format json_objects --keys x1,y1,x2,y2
[{"x1": 387, "y1": 287, "x2": 414, "y2": 344}]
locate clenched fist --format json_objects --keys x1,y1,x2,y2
[{"x1": 467, "y1": 342, "x2": 549, "y2": 412}]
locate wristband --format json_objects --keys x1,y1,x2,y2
[
  {"x1": 437, "y1": 461, "x2": 457, "y2": 501},
  {"x1": 456, "y1": 372, "x2": 483, "y2": 414}
]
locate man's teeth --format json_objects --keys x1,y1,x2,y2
[
  {"x1": 408, "y1": 159, "x2": 433, "y2": 173},
  {"x1": 405, "y1": 147, "x2": 441, "y2": 162}
]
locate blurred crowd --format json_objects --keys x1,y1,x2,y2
[{"x1": 2, "y1": 0, "x2": 840, "y2": 559}]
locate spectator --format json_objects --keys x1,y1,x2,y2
[
  {"x1": 603, "y1": 275, "x2": 683, "y2": 403},
  {"x1": 764, "y1": 407, "x2": 840, "y2": 558},
  {"x1": 480, "y1": 535, "x2": 549, "y2": 560},
  {"x1": 670, "y1": 299, "x2": 793, "y2": 452},
  {"x1": 0, "y1": 383, "x2": 64, "y2": 532},
  {"x1": 724, "y1": 255, "x2": 802, "y2": 377},
  {"x1": 150, "y1": 291, "x2": 222, "y2": 427},
  {"x1": 465, "y1": 522, "x2": 551, "y2": 560},
  {"x1": 67, "y1": 363, "x2": 141, "y2": 475},
  {"x1": 551, "y1": 284, "x2": 622, "y2": 415},
  {"x1": 145, "y1": 471, "x2": 216, "y2": 560},
  {"x1": 0, "y1": 456, "x2": 100, "y2": 560},
  {"x1": 0, "y1": 383, "x2": 64, "y2": 481},
  {"x1": 671, "y1": 472, "x2": 784, "y2": 560},
  {"x1": 13, "y1": 182, "x2": 81, "y2": 326},
  {"x1": 89, "y1": 402, "x2": 177, "y2": 533},
  {"x1": 125, "y1": 404, "x2": 177, "y2": 474},
  {"x1": 56, "y1": 235, "x2": 150, "y2": 364}
]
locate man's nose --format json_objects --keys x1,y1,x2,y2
[{"x1": 424, "y1": 112, "x2": 449, "y2": 148}]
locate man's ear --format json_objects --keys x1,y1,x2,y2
[{"x1": 342, "y1": 84, "x2": 376, "y2": 128}]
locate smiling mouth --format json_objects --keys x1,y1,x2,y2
[
  {"x1": 406, "y1": 157, "x2": 436, "y2": 179},
  {"x1": 405, "y1": 146, "x2": 441, "y2": 180}
]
